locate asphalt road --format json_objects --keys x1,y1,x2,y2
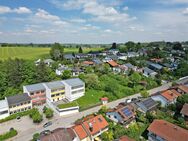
[{"x1": 2, "y1": 77, "x2": 188, "y2": 141}]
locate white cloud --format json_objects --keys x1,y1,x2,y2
[
  {"x1": 123, "y1": 6, "x2": 129, "y2": 11},
  {"x1": 104, "y1": 29, "x2": 112, "y2": 33},
  {"x1": 0, "y1": 6, "x2": 31, "y2": 14},
  {"x1": 35, "y1": 9, "x2": 60, "y2": 21},
  {"x1": 158, "y1": 0, "x2": 188, "y2": 4},
  {"x1": 13, "y1": 7, "x2": 32, "y2": 14},
  {"x1": 70, "y1": 18, "x2": 86, "y2": 23},
  {"x1": 182, "y1": 8, "x2": 188, "y2": 15}
]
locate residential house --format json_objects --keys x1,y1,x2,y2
[
  {"x1": 175, "y1": 85, "x2": 188, "y2": 94},
  {"x1": 119, "y1": 65, "x2": 128, "y2": 74},
  {"x1": 151, "y1": 89, "x2": 181, "y2": 107},
  {"x1": 108, "y1": 49, "x2": 119, "y2": 55},
  {"x1": 82, "y1": 61, "x2": 94, "y2": 66},
  {"x1": 73, "y1": 115, "x2": 109, "y2": 141},
  {"x1": 136, "y1": 98, "x2": 158, "y2": 113},
  {"x1": 124, "y1": 63, "x2": 137, "y2": 71},
  {"x1": 117, "y1": 53, "x2": 128, "y2": 61},
  {"x1": 0, "y1": 99, "x2": 9, "y2": 120},
  {"x1": 114, "y1": 136, "x2": 135, "y2": 141},
  {"x1": 63, "y1": 78, "x2": 85, "y2": 102},
  {"x1": 107, "y1": 60, "x2": 120, "y2": 73},
  {"x1": 180, "y1": 103, "x2": 188, "y2": 121},
  {"x1": 106, "y1": 104, "x2": 136, "y2": 126},
  {"x1": 6, "y1": 93, "x2": 32, "y2": 115},
  {"x1": 40, "y1": 128, "x2": 79, "y2": 141},
  {"x1": 44, "y1": 81, "x2": 65, "y2": 103},
  {"x1": 23, "y1": 83, "x2": 46, "y2": 105},
  {"x1": 55, "y1": 65, "x2": 70, "y2": 75},
  {"x1": 64, "y1": 54, "x2": 75, "y2": 61},
  {"x1": 147, "y1": 119, "x2": 188, "y2": 141},
  {"x1": 72, "y1": 67, "x2": 84, "y2": 76},
  {"x1": 102, "y1": 57, "x2": 112, "y2": 63},
  {"x1": 127, "y1": 52, "x2": 139, "y2": 58},
  {"x1": 76, "y1": 53, "x2": 89, "y2": 60},
  {"x1": 108, "y1": 55, "x2": 119, "y2": 61},
  {"x1": 44, "y1": 59, "x2": 54, "y2": 67},
  {"x1": 143, "y1": 67, "x2": 157, "y2": 78},
  {"x1": 147, "y1": 61, "x2": 163, "y2": 71},
  {"x1": 92, "y1": 58, "x2": 103, "y2": 65},
  {"x1": 73, "y1": 124, "x2": 91, "y2": 141}
]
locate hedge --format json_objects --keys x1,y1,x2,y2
[{"x1": 0, "y1": 129, "x2": 18, "y2": 141}]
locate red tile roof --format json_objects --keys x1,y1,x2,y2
[
  {"x1": 107, "y1": 60, "x2": 119, "y2": 67},
  {"x1": 73, "y1": 124, "x2": 88, "y2": 140},
  {"x1": 181, "y1": 103, "x2": 188, "y2": 116},
  {"x1": 178, "y1": 85, "x2": 188, "y2": 94},
  {"x1": 119, "y1": 136, "x2": 135, "y2": 141},
  {"x1": 148, "y1": 120, "x2": 188, "y2": 141},
  {"x1": 161, "y1": 90, "x2": 180, "y2": 101},
  {"x1": 83, "y1": 114, "x2": 109, "y2": 136},
  {"x1": 83, "y1": 61, "x2": 94, "y2": 65},
  {"x1": 101, "y1": 97, "x2": 108, "y2": 101}
]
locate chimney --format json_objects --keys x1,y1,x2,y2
[{"x1": 89, "y1": 122, "x2": 93, "y2": 132}]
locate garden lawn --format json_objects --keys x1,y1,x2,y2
[{"x1": 57, "y1": 101, "x2": 78, "y2": 109}]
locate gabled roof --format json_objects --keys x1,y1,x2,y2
[
  {"x1": 64, "y1": 78, "x2": 84, "y2": 87},
  {"x1": 116, "y1": 105, "x2": 135, "y2": 121},
  {"x1": 118, "y1": 136, "x2": 135, "y2": 141},
  {"x1": 40, "y1": 128, "x2": 76, "y2": 141},
  {"x1": 178, "y1": 85, "x2": 188, "y2": 94},
  {"x1": 124, "y1": 63, "x2": 135, "y2": 69},
  {"x1": 161, "y1": 90, "x2": 180, "y2": 102},
  {"x1": 24, "y1": 83, "x2": 46, "y2": 92},
  {"x1": 137, "y1": 98, "x2": 158, "y2": 112},
  {"x1": 64, "y1": 54, "x2": 75, "y2": 59},
  {"x1": 44, "y1": 59, "x2": 54, "y2": 63},
  {"x1": 7, "y1": 93, "x2": 31, "y2": 107},
  {"x1": 107, "y1": 60, "x2": 119, "y2": 67},
  {"x1": 83, "y1": 115, "x2": 108, "y2": 136},
  {"x1": 148, "y1": 120, "x2": 188, "y2": 141},
  {"x1": 83, "y1": 61, "x2": 94, "y2": 65},
  {"x1": 44, "y1": 81, "x2": 65, "y2": 90},
  {"x1": 73, "y1": 124, "x2": 88, "y2": 140},
  {"x1": 181, "y1": 103, "x2": 188, "y2": 116},
  {"x1": 143, "y1": 67, "x2": 156, "y2": 74}
]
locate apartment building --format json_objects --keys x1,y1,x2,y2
[
  {"x1": 63, "y1": 78, "x2": 85, "y2": 102},
  {"x1": 6, "y1": 93, "x2": 32, "y2": 115},
  {"x1": 23, "y1": 83, "x2": 46, "y2": 105},
  {"x1": 44, "y1": 81, "x2": 65, "y2": 102},
  {"x1": 0, "y1": 99, "x2": 9, "y2": 120}
]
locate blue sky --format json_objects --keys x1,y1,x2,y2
[{"x1": 0, "y1": 0, "x2": 188, "y2": 43}]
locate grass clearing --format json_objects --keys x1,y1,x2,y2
[
  {"x1": 57, "y1": 101, "x2": 78, "y2": 109},
  {"x1": 0, "y1": 47, "x2": 103, "y2": 60}
]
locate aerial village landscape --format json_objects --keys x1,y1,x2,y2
[{"x1": 0, "y1": 0, "x2": 188, "y2": 141}]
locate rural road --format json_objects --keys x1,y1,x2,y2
[{"x1": 1, "y1": 76, "x2": 188, "y2": 141}]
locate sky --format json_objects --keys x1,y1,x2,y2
[{"x1": 0, "y1": 0, "x2": 188, "y2": 43}]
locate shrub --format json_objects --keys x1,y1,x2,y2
[{"x1": 0, "y1": 128, "x2": 17, "y2": 141}]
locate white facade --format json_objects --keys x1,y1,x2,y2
[
  {"x1": 57, "y1": 106, "x2": 79, "y2": 116},
  {"x1": 0, "y1": 99, "x2": 10, "y2": 120},
  {"x1": 63, "y1": 83, "x2": 85, "y2": 102}
]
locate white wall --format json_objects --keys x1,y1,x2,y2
[{"x1": 58, "y1": 106, "x2": 79, "y2": 116}]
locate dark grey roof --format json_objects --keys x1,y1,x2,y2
[
  {"x1": 124, "y1": 63, "x2": 135, "y2": 69},
  {"x1": 24, "y1": 83, "x2": 46, "y2": 92},
  {"x1": 7, "y1": 93, "x2": 31, "y2": 106},
  {"x1": 93, "y1": 58, "x2": 102, "y2": 64},
  {"x1": 64, "y1": 54, "x2": 75, "y2": 59},
  {"x1": 144, "y1": 67, "x2": 156, "y2": 74},
  {"x1": 137, "y1": 98, "x2": 158, "y2": 112},
  {"x1": 45, "y1": 81, "x2": 65, "y2": 89},
  {"x1": 64, "y1": 78, "x2": 84, "y2": 87}
]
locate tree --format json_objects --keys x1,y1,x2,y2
[
  {"x1": 84, "y1": 74, "x2": 99, "y2": 88},
  {"x1": 50, "y1": 43, "x2": 64, "y2": 60},
  {"x1": 62, "y1": 70, "x2": 71, "y2": 79},
  {"x1": 125, "y1": 41, "x2": 135, "y2": 51},
  {"x1": 101, "y1": 131, "x2": 114, "y2": 141},
  {"x1": 35, "y1": 62, "x2": 50, "y2": 82},
  {"x1": 30, "y1": 108, "x2": 43, "y2": 123},
  {"x1": 78, "y1": 47, "x2": 83, "y2": 53},
  {"x1": 130, "y1": 72, "x2": 141, "y2": 85},
  {"x1": 44, "y1": 108, "x2": 54, "y2": 119},
  {"x1": 140, "y1": 90, "x2": 149, "y2": 98},
  {"x1": 111, "y1": 42, "x2": 117, "y2": 49},
  {"x1": 173, "y1": 42, "x2": 183, "y2": 50},
  {"x1": 32, "y1": 133, "x2": 40, "y2": 141}
]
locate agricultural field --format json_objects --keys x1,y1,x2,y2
[{"x1": 0, "y1": 47, "x2": 103, "y2": 60}]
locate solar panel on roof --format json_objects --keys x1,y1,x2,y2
[{"x1": 121, "y1": 107, "x2": 132, "y2": 117}]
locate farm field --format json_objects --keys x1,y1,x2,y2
[{"x1": 0, "y1": 47, "x2": 103, "y2": 60}]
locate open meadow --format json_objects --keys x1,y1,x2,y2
[{"x1": 0, "y1": 47, "x2": 103, "y2": 60}]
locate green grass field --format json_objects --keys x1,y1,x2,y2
[{"x1": 0, "y1": 47, "x2": 103, "y2": 60}]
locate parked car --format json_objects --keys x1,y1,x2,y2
[
  {"x1": 43, "y1": 121, "x2": 52, "y2": 128},
  {"x1": 16, "y1": 116, "x2": 21, "y2": 121},
  {"x1": 40, "y1": 130, "x2": 51, "y2": 136},
  {"x1": 125, "y1": 99, "x2": 131, "y2": 103}
]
